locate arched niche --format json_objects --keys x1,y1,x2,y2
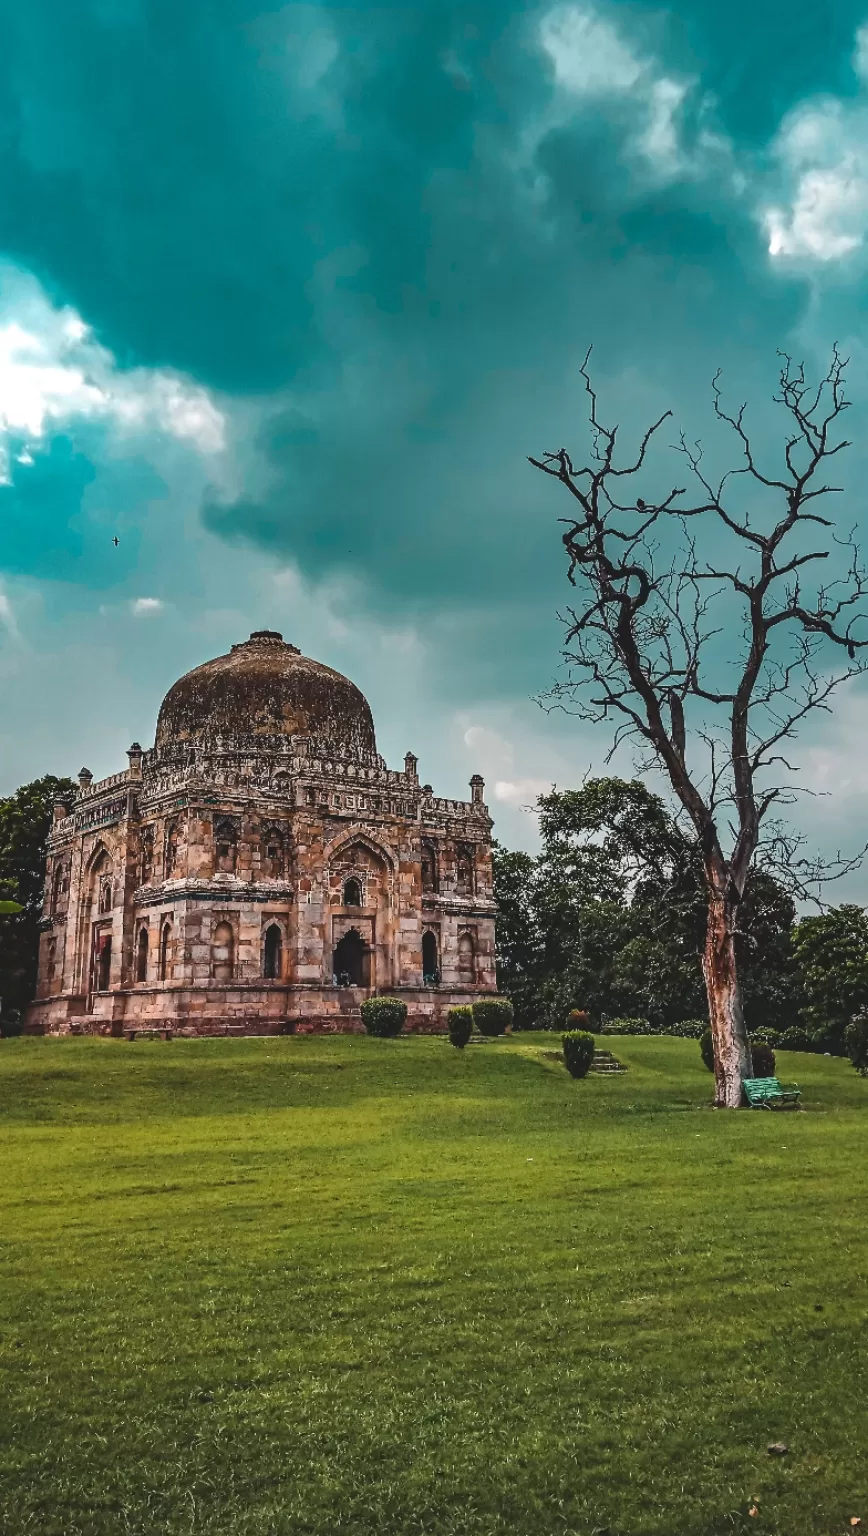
[{"x1": 211, "y1": 920, "x2": 235, "y2": 981}]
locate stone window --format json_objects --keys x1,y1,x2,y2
[
  {"x1": 421, "y1": 842, "x2": 438, "y2": 893},
  {"x1": 140, "y1": 827, "x2": 154, "y2": 885},
  {"x1": 165, "y1": 822, "x2": 181, "y2": 877},
  {"x1": 46, "y1": 937, "x2": 56, "y2": 988},
  {"x1": 136, "y1": 926, "x2": 149, "y2": 983},
  {"x1": 456, "y1": 845, "x2": 475, "y2": 897},
  {"x1": 214, "y1": 821, "x2": 237, "y2": 875},
  {"x1": 211, "y1": 920, "x2": 235, "y2": 981},
  {"x1": 342, "y1": 876, "x2": 363, "y2": 908},
  {"x1": 458, "y1": 930, "x2": 476, "y2": 982},
  {"x1": 422, "y1": 930, "x2": 439, "y2": 985},
  {"x1": 96, "y1": 935, "x2": 112, "y2": 992},
  {"x1": 159, "y1": 920, "x2": 173, "y2": 981},
  {"x1": 263, "y1": 923, "x2": 282, "y2": 980},
  {"x1": 51, "y1": 865, "x2": 64, "y2": 913},
  {"x1": 262, "y1": 829, "x2": 286, "y2": 879},
  {"x1": 98, "y1": 877, "x2": 113, "y2": 915}
]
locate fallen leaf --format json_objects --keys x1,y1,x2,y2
[
  {"x1": 850, "y1": 1519, "x2": 861, "y2": 1527},
  {"x1": 748, "y1": 1507, "x2": 759, "y2": 1518},
  {"x1": 767, "y1": 1442, "x2": 788, "y2": 1455}
]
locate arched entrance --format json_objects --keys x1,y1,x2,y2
[{"x1": 333, "y1": 928, "x2": 370, "y2": 988}]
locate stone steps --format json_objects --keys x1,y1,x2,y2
[{"x1": 588, "y1": 1049, "x2": 627, "y2": 1075}]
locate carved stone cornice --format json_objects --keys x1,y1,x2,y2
[{"x1": 134, "y1": 877, "x2": 295, "y2": 907}]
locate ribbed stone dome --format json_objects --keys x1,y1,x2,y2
[{"x1": 155, "y1": 631, "x2": 377, "y2": 752}]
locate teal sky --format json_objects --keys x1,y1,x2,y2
[{"x1": 3, "y1": 0, "x2": 868, "y2": 868}]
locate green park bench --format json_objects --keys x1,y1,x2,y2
[{"x1": 743, "y1": 1076, "x2": 801, "y2": 1109}]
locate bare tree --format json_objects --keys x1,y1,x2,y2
[{"x1": 530, "y1": 349, "x2": 868, "y2": 1107}]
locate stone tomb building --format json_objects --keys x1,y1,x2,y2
[{"x1": 27, "y1": 631, "x2": 497, "y2": 1035}]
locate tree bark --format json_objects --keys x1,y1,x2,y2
[{"x1": 702, "y1": 892, "x2": 753, "y2": 1107}]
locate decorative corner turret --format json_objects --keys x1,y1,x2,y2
[
  {"x1": 77, "y1": 767, "x2": 93, "y2": 794},
  {"x1": 127, "y1": 742, "x2": 143, "y2": 779},
  {"x1": 470, "y1": 773, "x2": 485, "y2": 805},
  {"x1": 404, "y1": 752, "x2": 419, "y2": 781}
]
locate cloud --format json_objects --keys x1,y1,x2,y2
[
  {"x1": 539, "y1": 5, "x2": 644, "y2": 97},
  {"x1": 0, "y1": 585, "x2": 20, "y2": 643},
  {"x1": 536, "y1": 3, "x2": 709, "y2": 179},
  {"x1": 0, "y1": 265, "x2": 226, "y2": 482},
  {"x1": 130, "y1": 597, "x2": 165, "y2": 616},
  {"x1": 764, "y1": 100, "x2": 868, "y2": 262},
  {"x1": 494, "y1": 777, "x2": 552, "y2": 805},
  {"x1": 762, "y1": 26, "x2": 868, "y2": 266}
]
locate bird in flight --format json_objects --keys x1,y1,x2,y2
[{"x1": 112, "y1": 536, "x2": 120, "y2": 547}]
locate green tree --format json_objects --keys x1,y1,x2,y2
[
  {"x1": 791, "y1": 905, "x2": 868, "y2": 1053},
  {"x1": 0, "y1": 775, "x2": 76, "y2": 1027},
  {"x1": 492, "y1": 776, "x2": 798, "y2": 1034}
]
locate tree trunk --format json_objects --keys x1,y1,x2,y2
[{"x1": 702, "y1": 893, "x2": 753, "y2": 1108}]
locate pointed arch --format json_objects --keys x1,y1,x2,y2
[
  {"x1": 263, "y1": 922, "x2": 283, "y2": 979},
  {"x1": 322, "y1": 826, "x2": 398, "y2": 875}
]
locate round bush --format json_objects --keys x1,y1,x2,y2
[
  {"x1": 700, "y1": 1029, "x2": 715, "y2": 1073},
  {"x1": 447, "y1": 1005, "x2": 473, "y2": 1050},
  {"x1": 845, "y1": 1011, "x2": 868, "y2": 1074},
  {"x1": 750, "y1": 1041, "x2": 776, "y2": 1077},
  {"x1": 777, "y1": 1026, "x2": 814, "y2": 1053},
  {"x1": 360, "y1": 997, "x2": 407, "y2": 1037},
  {"x1": 472, "y1": 997, "x2": 514, "y2": 1037},
  {"x1": 562, "y1": 1030, "x2": 596, "y2": 1079}
]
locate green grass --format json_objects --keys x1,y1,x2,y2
[{"x1": 1, "y1": 1033, "x2": 866, "y2": 1536}]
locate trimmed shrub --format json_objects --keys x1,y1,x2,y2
[
  {"x1": 700, "y1": 1029, "x2": 715, "y2": 1073},
  {"x1": 777, "y1": 1026, "x2": 814, "y2": 1053},
  {"x1": 845, "y1": 1011, "x2": 868, "y2": 1075},
  {"x1": 562, "y1": 1030, "x2": 596, "y2": 1079},
  {"x1": 668, "y1": 1019, "x2": 707, "y2": 1039},
  {"x1": 749, "y1": 1041, "x2": 776, "y2": 1077},
  {"x1": 360, "y1": 997, "x2": 407, "y2": 1037},
  {"x1": 566, "y1": 1009, "x2": 591, "y2": 1031},
  {"x1": 447, "y1": 1005, "x2": 473, "y2": 1050},
  {"x1": 472, "y1": 997, "x2": 514, "y2": 1037}
]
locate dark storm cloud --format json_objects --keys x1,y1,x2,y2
[{"x1": 0, "y1": 0, "x2": 864, "y2": 636}]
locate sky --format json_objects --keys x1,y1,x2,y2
[{"x1": 4, "y1": 0, "x2": 868, "y2": 875}]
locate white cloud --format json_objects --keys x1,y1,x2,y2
[
  {"x1": 763, "y1": 100, "x2": 868, "y2": 262},
  {"x1": 130, "y1": 597, "x2": 165, "y2": 617},
  {"x1": 494, "y1": 777, "x2": 552, "y2": 805},
  {"x1": 0, "y1": 264, "x2": 226, "y2": 481},
  {"x1": 536, "y1": 4, "x2": 722, "y2": 183},
  {"x1": 539, "y1": 4, "x2": 643, "y2": 97},
  {"x1": 762, "y1": 26, "x2": 868, "y2": 267}
]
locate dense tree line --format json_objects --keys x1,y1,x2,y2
[
  {"x1": 494, "y1": 778, "x2": 868, "y2": 1053},
  {"x1": 0, "y1": 776, "x2": 76, "y2": 1029}
]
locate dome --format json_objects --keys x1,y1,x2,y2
[{"x1": 154, "y1": 631, "x2": 377, "y2": 753}]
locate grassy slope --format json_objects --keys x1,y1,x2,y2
[{"x1": 0, "y1": 1034, "x2": 866, "y2": 1536}]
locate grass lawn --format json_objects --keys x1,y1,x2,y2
[{"x1": 1, "y1": 1033, "x2": 866, "y2": 1536}]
